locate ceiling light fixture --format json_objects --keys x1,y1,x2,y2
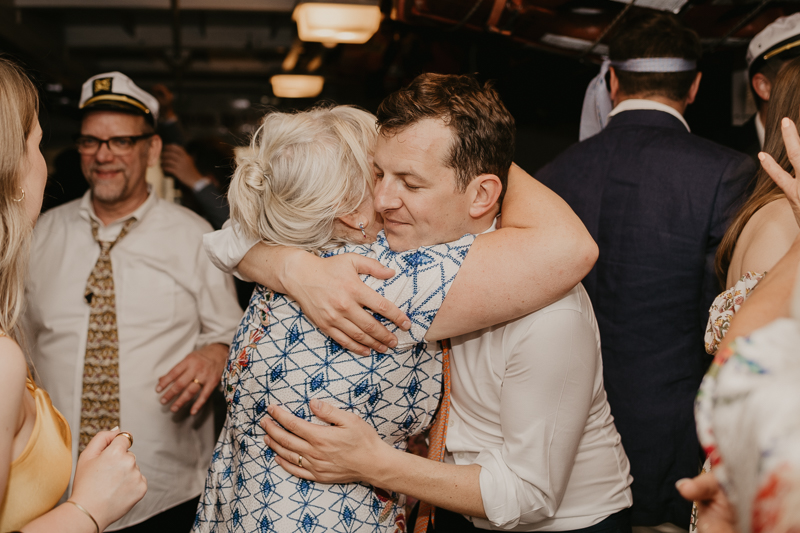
[
  {"x1": 270, "y1": 74, "x2": 325, "y2": 98},
  {"x1": 292, "y1": 0, "x2": 382, "y2": 45}
]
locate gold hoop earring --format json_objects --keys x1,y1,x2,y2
[{"x1": 12, "y1": 188, "x2": 24, "y2": 202}]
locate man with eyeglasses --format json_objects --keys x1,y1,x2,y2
[{"x1": 23, "y1": 72, "x2": 242, "y2": 532}]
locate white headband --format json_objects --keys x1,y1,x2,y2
[{"x1": 610, "y1": 58, "x2": 697, "y2": 72}]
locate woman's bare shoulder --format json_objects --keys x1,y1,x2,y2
[
  {"x1": 0, "y1": 336, "x2": 28, "y2": 386},
  {"x1": 730, "y1": 199, "x2": 799, "y2": 283}
]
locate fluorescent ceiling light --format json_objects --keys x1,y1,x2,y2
[
  {"x1": 271, "y1": 74, "x2": 325, "y2": 98},
  {"x1": 292, "y1": 1, "x2": 381, "y2": 44},
  {"x1": 608, "y1": 0, "x2": 688, "y2": 14}
]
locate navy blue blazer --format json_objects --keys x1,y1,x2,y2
[{"x1": 536, "y1": 110, "x2": 755, "y2": 528}]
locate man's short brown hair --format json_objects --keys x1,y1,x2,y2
[
  {"x1": 609, "y1": 11, "x2": 702, "y2": 101},
  {"x1": 376, "y1": 73, "x2": 515, "y2": 199}
]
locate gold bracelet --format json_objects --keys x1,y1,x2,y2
[{"x1": 66, "y1": 500, "x2": 100, "y2": 533}]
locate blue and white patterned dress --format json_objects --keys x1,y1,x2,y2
[{"x1": 194, "y1": 231, "x2": 475, "y2": 533}]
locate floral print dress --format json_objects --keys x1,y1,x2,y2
[{"x1": 694, "y1": 270, "x2": 800, "y2": 533}]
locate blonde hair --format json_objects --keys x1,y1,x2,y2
[
  {"x1": 0, "y1": 57, "x2": 38, "y2": 343},
  {"x1": 228, "y1": 105, "x2": 377, "y2": 253}
]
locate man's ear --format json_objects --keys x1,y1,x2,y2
[
  {"x1": 752, "y1": 73, "x2": 772, "y2": 102},
  {"x1": 609, "y1": 67, "x2": 620, "y2": 104},
  {"x1": 148, "y1": 134, "x2": 163, "y2": 168},
  {"x1": 685, "y1": 72, "x2": 702, "y2": 105},
  {"x1": 468, "y1": 174, "x2": 502, "y2": 219}
]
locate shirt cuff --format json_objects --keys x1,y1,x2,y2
[
  {"x1": 472, "y1": 448, "x2": 524, "y2": 530},
  {"x1": 203, "y1": 221, "x2": 259, "y2": 281},
  {"x1": 192, "y1": 177, "x2": 213, "y2": 192}
]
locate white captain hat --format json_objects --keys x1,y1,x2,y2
[
  {"x1": 747, "y1": 12, "x2": 800, "y2": 77},
  {"x1": 79, "y1": 72, "x2": 159, "y2": 126}
]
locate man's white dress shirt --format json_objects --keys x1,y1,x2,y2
[
  {"x1": 24, "y1": 190, "x2": 242, "y2": 529},
  {"x1": 609, "y1": 99, "x2": 691, "y2": 132},
  {"x1": 446, "y1": 284, "x2": 633, "y2": 531}
]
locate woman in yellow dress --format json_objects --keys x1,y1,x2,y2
[{"x1": 0, "y1": 57, "x2": 147, "y2": 532}]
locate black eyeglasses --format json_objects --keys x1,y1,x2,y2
[{"x1": 75, "y1": 133, "x2": 155, "y2": 155}]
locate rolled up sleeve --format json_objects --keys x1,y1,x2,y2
[{"x1": 202, "y1": 220, "x2": 259, "y2": 280}]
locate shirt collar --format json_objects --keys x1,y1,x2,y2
[
  {"x1": 78, "y1": 186, "x2": 157, "y2": 227},
  {"x1": 608, "y1": 99, "x2": 690, "y2": 132},
  {"x1": 755, "y1": 111, "x2": 766, "y2": 149}
]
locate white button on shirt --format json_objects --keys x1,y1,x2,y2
[
  {"x1": 24, "y1": 190, "x2": 243, "y2": 529},
  {"x1": 445, "y1": 284, "x2": 633, "y2": 531}
]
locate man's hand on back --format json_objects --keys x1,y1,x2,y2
[{"x1": 156, "y1": 342, "x2": 228, "y2": 415}]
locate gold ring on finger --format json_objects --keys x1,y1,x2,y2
[
  {"x1": 114, "y1": 431, "x2": 134, "y2": 449},
  {"x1": 298, "y1": 455, "x2": 304, "y2": 468},
  {"x1": 192, "y1": 378, "x2": 204, "y2": 387}
]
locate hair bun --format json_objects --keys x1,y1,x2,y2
[{"x1": 240, "y1": 159, "x2": 269, "y2": 191}]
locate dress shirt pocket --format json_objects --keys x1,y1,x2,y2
[{"x1": 120, "y1": 266, "x2": 176, "y2": 326}]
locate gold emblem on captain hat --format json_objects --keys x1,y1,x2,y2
[{"x1": 93, "y1": 77, "x2": 112, "y2": 94}]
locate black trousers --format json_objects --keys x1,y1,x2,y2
[
  {"x1": 410, "y1": 504, "x2": 632, "y2": 533},
  {"x1": 112, "y1": 496, "x2": 199, "y2": 533}
]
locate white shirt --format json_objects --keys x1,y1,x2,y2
[
  {"x1": 609, "y1": 99, "x2": 691, "y2": 132},
  {"x1": 446, "y1": 284, "x2": 633, "y2": 531},
  {"x1": 755, "y1": 111, "x2": 766, "y2": 149},
  {"x1": 24, "y1": 190, "x2": 242, "y2": 529},
  {"x1": 203, "y1": 220, "x2": 258, "y2": 281}
]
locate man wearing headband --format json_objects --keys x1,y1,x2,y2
[
  {"x1": 537, "y1": 11, "x2": 755, "y2": 533},
  {"x1": 725, "y1": 13, "x2": 800, "y2": 160},
  {"x1": 23, "y1": 72, "x2": 242, "y2": 531}
]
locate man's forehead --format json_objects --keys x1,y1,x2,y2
[
  {"x1": 81, "y1": 110, "x2": 148, "y2": 133},
  {"x1": 374, "y1": 118, "x2": 453, "y2": 166}
]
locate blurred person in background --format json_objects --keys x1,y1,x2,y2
[
  {"x1": 0, "y1": 56, "x2": 147, "y2": 533},
  {"x1": 161, "y1": 138, "x2": 232, "y2": 230},
  {"x1": 536, "y1": 11, "x2": 755, "y2": 533},
  {"x1": 151, "y1": 83, "x2": 186, "y2": 146},
  {"x1": 706, "y1": 55, "x2": 800, "y2": 355},
  {"x1": 724, "y1": 13, "x2": 800, "y2": 162},
  {"x1": 153, "y1": 83, "x2": 231, "y2": 230},
  {"x1": 22, "y1": 71, "x2": 242, "y2": 532}
]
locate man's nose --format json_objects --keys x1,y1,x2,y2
[
  {"x1": 373, "y1": 178, "x2": 402, "y2": 212},
  {"x1": 95, "y1": 141, "x2": 115, "y2": 162}
]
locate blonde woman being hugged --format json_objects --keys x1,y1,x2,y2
[
  {"x1": 197, "y1": 78, "x2": 601, "y2": 532},
  {"x1": 0, "y1": 57, "x2": 146, "y2": 532},
  {"x1": 706, "y1": 56, "x2": 800, "y2": 354}
]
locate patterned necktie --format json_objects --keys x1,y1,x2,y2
[
  {"x1": 414, "y1": 339, "x2": 452, "y2": 533},
  {"x1": 79, "y1": 218, "x2": 135, "y2": 452}
]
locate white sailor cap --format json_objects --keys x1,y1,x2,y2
[
  {"x1": 79, "y1": 72, "x2": 160, "y2": 126},
  {"x1": 747, "y1": 12, "x2": 800, "y2": 77}
]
